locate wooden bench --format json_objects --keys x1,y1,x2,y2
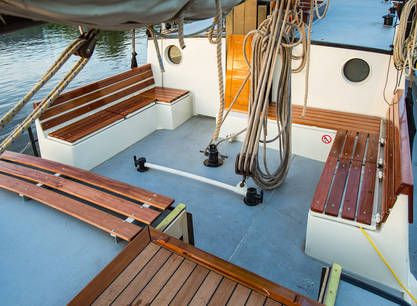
[
  {"x1": 0, "y1": 151, "x2": 174, "y2": 241},
  {"x1": 35, "y1": 64, "x2": 189, "y2": 143},
  {"x1": 305, "y1": 90, "x2": 415, "y2": 295},
  {"x1": 309, "y1": 90, "x2": 413, "y2": 226},
  {"x1": 34, "y1": 64, "x2": 193, "y2": 169},
  {"x1": 70, "y1": 226, "x2": 321, "y2": 306}
]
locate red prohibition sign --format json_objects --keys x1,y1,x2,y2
[{"x1": 322, "y1": 134, "x2": 332, "y2": 144}]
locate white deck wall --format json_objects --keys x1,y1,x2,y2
[{"x1": 148, "y1": 37, "x2": 400, "y2": 119}]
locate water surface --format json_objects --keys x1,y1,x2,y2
[{"x1": 0, "y1": 23, "x2": 147, "y2": 153}]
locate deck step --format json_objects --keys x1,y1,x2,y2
[{"x1": 0, "y1": 173, "x2": 141, "y2": 241}]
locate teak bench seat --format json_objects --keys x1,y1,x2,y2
[
  {"x1": 70, "y1": 226, "x2": 321, "y2": 306},
  {"x1": 34, "y1": 64, "x2": 189, "y2": 143},
  {"x1": 0, "y1": 151, "x2": 174, "y2": 241},
  {"x1": 309, "y1": 90, "x2": 413, "y2": 225}
]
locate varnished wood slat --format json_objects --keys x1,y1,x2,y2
[
  {"x1": 0, "y1": 160, "x2": 159, "y2": 224},
  {"x1": 170, "y1": 265, "x2": 210, "y2": 306},
  {"x1": 40, "y1": 68, "x2": 153, "y2": 120},
  {"x1": 0, "y1": 173, "x2": 141, "y2": 241},
  {"x1": 328, "y1": 130, "x2": 347, "y2": 158},
  {"x1": 1, "y1": 151, "x2": 174, "y2": 210},
  {"x1": 189, "y1": 272, "x2": 223, "y2": 306},
  {"x1": 92, "y1": 243, "x2": 160, "y2": 305},
  {"x1": 131, "y1": 253, "x2": 184, "y2": 306},
  {"x1": 265, "y1": 298, "x2": 283, "y2": 306},
  {"x1": 227, "y1": 284, "x2": 251, "y2": 305},
  {"x1": 310, "y1": 157, "x2": 337, "y2": 213},
  {"x1": 207, "y1": 278, "x2": 237, "y2": 305},
  {"x1": 49, "y1": 109, "x2": 124, "y2": 142},
  {"x1": 366, "y1": 134, "x2": 379, "y2": 164},
  {"x1": 150, "y1": 228, "x2": 320, "y2": 305},
  {"x1": 69, "y1": 228, "x2": 150, "y2": 305},
  {"x1": 104, "y1": 95, "x2": 155, "y2": 117},
  {"x1": 397, "y1": 90, "x2": 414, "y2": 222},
  {"x1": 352, "y1": 132, "x2": 368, "y2": 162},
  {"x1": 41, "y1": 77, "x2": 155, "y2": 130},
  {"x1": 139, "y1": 87, "x2": 189, "y2": 103},
  {"x1": 388, "y1": 105, "x2": 396, "y2": 209},
  {"x1": 274, "y1": 104, "x2": 380, "y2": 134},
  {"x1": 341, "y1": 131, "x2": 356, "y2": 160},
  {"x1": 151, "y1": 260, "x2": 196, "y2": 305},
  {"x1": 46, "y1": 64, "x2": 151, "y2": 107},
  {"x1": 246, "y1": 290, "x2": 267, "y2": 306},
  {"x1": 112, "y1": 248, "x2": 172, "y2": 305},
  {"x1": 357, "y1": 163, "x2": 377, "y2": 225},
  {"x1": 341, "y1": 160, "x2": 362, "y2": 220},
  {"x1": 325, "y1": 159, "x2": 350, "y2": 217}
]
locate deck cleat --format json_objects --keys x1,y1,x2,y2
[
  {"x1": 203, "y1": 144, "x2": 223, "y2": 167},
  {"x1": 133, "y1": 156, "x2": 148, "y2": 172},
  {"x1": 243, "y1": 187, "x2": 263, "y2": 206}
]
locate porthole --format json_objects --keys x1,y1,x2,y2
[
  {"x1": 166, "y1": 45, "x2": 182, "y2": 64},
  {"x1": 343, "y1": 58, "x2": 370, "y2": 83}
]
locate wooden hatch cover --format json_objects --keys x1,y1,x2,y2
[{"x1": 70, "y1": 226, "x2": 322, "y2": 305}]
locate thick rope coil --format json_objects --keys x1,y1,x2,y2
[{"x1": 393, "y1": 0, "x2": 417, "y2": 77}]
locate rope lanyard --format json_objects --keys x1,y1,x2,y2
[{"x1": 0, "y1": 30, "x2": 98, "y2": 154}]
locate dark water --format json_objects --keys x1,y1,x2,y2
[{"x1": 0, "y1": 23, "x2": 147, "y2": 153}]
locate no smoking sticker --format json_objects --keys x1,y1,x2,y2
[{"x1": 322, "y1": 135, "x2": 332, "y2": 144}]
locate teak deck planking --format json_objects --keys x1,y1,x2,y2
[{"x1": 70, "y1": 227, "x2": 320, "y2": 306}]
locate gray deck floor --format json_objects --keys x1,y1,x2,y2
[
  {"x1": 1, "y1": 113, "x2": 415, "y2": 305},
  {"x1": 310, "y1": 0, "x2": 395, "y2": 51}
]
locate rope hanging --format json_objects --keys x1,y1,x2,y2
[
  {"x1": 393, "y1": 0, "x2": 417, "y2": 77},
  {"x1": 207, "y1": 0, "x2": 329, "y2": 189},
  {"x1": 0, "y1": 30, "x2": 98, "y2": 154},
  {"x1": 131, "y1": 29, "x2": 138, "y2": 68}
]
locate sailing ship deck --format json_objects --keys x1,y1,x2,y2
[{"x1": 1, "y1": 114, "x2": 414, "y2": 305}]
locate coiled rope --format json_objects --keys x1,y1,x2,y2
[
  {"x1": 0, "y1": 30, "x2": 98, "y2": 154},
  {"x1": 393, "y1": 0, "x2": 417, "y2": 77},
  {"x1": 209, "y1": 0, "x2": 329, "y2": 189}
]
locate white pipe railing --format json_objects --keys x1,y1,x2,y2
[{"x1": 144, "y1": 162, "x2": 247, "y2": 196}]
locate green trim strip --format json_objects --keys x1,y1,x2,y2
[
  {"x1": 155, "y1": 203, "x2": 186, "y2": 231},
  {"x1": 324, "y1": 263, "x2": 342, "y2": 306}
]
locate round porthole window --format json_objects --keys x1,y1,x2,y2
[
  {"x1": 343, "y1": 58, "x2": 370, "y2": 83},
  {"x1": 167, "y1": 45, "x2": 182, "y2": 64}
]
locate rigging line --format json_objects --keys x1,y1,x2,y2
[
  {"x1": 0, "y1": 37, "x2": 82, "y2": 132},
  {"x1": 360, "y1": 227, "x2": 417, "y2": 304}
]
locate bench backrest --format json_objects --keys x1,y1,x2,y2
[
  {"x1": 382, "y1": 90, "x2": 413, "y2": 222},
  {"x1": 35, "y1": 64, "x2": 155, "y2": 131}
]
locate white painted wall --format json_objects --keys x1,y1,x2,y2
[
  {"x1": 291, "y1": 44, "x2": 400, "y2": 118},
  {"x1": 147, "y1": 37, "x2": 225, "y2": 117},
  {"x1": 148, "y1": 37, "x2": 400, "y2": 119}
]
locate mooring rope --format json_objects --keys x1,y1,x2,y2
[
  {"x1": 209, "y1": 0, "x2": 329, "y2": 189},
  {"x1": 0, "y1": 37, "x2": 83, "y2": 132},
  {"x1": 0, "y1": 30, "x2": 98, "y2": 154}
]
